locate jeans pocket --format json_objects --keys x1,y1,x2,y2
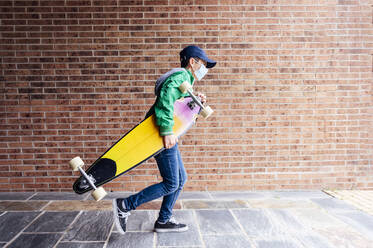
[{"x1": 156, "y1": 145, "x2": 179, "y2": 181}]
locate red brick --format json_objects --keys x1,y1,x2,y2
[{"x1": 0, "y1": 0, "x2": 372, "y2": 192}]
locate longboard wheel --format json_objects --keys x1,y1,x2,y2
[
  {"x1": 69, "y1": 156, "x2": 84, "y2": 172},
  {"x1": 92, "y1": 186, "x2": 107, "y2": 201},
  {"x1": 179, "y1": 81, "x2": 192, "y2": 94},
  {"x1": 200, "y1": 106, "x2": 213, "y2": 119}
]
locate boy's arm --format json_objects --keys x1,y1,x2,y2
[
  {"x1": 154, "y1": 85, "x2": 181, "y2": 136},
  {"x1": 154, "y1": 71, "x2": 192, "y2": 148},
  {"x1": 155, "y1": 84, "x2": 181, "y2": 149}
]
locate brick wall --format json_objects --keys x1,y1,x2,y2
[{"x1": 1, "y1": 0, "x2": 372, "y2": 192}]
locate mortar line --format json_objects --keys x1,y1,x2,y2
[
  {"x1": 102, "y1": 217, "x2": 115, "y2": 248},
  {"x1": 153, "y1": 209, "x2": 157, "y2": 248},
  {"x1": 27, "y1": 193, "x2": 38, "y2": 201},
  {"x1": 3, "y1": 211, "x2": 45, "y2": 248},
  {"x1": 54, "y1": 210, "x2": 83, "y2": 246},
  {"x1": 40, "y1": 200, "x2": 53, "y2": 211},
  {"x1": 229, "y1": 208, "x2": 257, "y2": 248},
  {"x1": 193, "y1": 209, "x2": 206, "y2": 248}
]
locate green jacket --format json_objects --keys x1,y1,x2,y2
[{"x1": 146, "y1": 69, "x2": 195, "y2": 136}]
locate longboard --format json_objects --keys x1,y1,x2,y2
[{"x1": 69, "y1": 81, "x2": 213, "y2": 201}]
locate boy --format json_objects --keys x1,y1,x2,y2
[{"x1": 113, "y1": 45, "x2": 216, "y2": 233}]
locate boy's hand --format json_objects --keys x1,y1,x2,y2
[
  {"x1": 197, "y1": 92, "x2": 206, "y2": 104},
  {"x1": 163, "y1": 134, "x2": 178, "y2": 149}
]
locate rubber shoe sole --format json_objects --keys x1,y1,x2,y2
[
  {"x1": 112, "y1": 199, "x2": 126, "y2": 235},
  {"x1": 154, "y1": 225, "x2": 189, "y2": 233}
]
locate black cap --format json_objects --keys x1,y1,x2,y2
[{"x1": 180, "y1": 45, "x2": 217, "y2": 68}]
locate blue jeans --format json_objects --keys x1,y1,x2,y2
[{"x1": 123, "y1": 143, "x2": 187, "y2": 223}]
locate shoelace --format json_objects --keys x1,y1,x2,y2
[
  {"x1": 118, "y1": 209, "x2": 131, "y2": 219},
  {"x1": 168, "y1": 216, "x2": 179, "y2": 225}
]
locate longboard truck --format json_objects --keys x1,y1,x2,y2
[
  {"x1": 179, "y1": 81, "x2": 213, "y2": 119},
  {"x1": 69, "y1": 156, "x2": 107, "y2": 201}
]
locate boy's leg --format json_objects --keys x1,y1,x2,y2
[
  {"x1": 124, "y1": 144, "x2": 181, "y2": 210},
  {"x1": 157, "y1": 146, "x2": 187, "y2": 223},
  {"x1": 113, "y1": 144, "x2": 182, "y2": 233},
  {"x1": 154, "y1": 144, "x2": 188, "y2": 232}
]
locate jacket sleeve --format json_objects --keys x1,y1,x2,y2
[{"x1": 154, "y1": 82, "x2": 181, "y2": 136}]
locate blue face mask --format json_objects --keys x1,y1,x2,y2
[{"x1": 194, "y1": 62, "x2": 208, "y2": 81}]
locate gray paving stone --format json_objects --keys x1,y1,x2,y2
[
  {"x1": 2, "y1": 191, "x2": 373, "y2": 248},
  {"x1": 311, "y1": 198, "x2": 357, "y2": 212},
  {"x1": 292, "y1": 208, "x2": 346, "y2": 229},
  {"x1": 156, "y1": 210, "x2": 203, "y2": 247},
  {"x1": 232, "y1": 209, "x2": 276, "y2": 237},
  {"x1": 247, "y1": 198, "x2": 317, "y2": 209},
  {"x1": 291, "y1": 209, "x2": 372, "y2": 247},
  {"x1": 267, "y1": 209, "x2": 338, "y2": 247},
  {"x1": 210, "y1": 191, "x2": 270, "y2": 199},
  {"x1": 105, "y1": 192, "x2": 133, "y2": 200},
  {"x1": 25, "y1": 211, "x2": 79, "y2": 233},
  {"x1": 268, "y1": 209, "x2": 307, "y2": 232},
  {"x1": 56, "y1": 242, "x2": 105, "y2": 248},
  {"x1": 270, "y1": 191, "x2": 331, "y2": 199},
  {"x1": 203, "y1": 234, "x2": 251, "y2": 248},
  {"x1": 107, "y1": 232, "x2": 154, "y2": 248},
  {"x1": 332, "y1": 210, "x2": 373, "y2": 240},
  {"x1": 183, "y1": 200, "x2": 248, "y2": 209},
  {"x1": 179, "y1": 191, "x2": 212, "y2": 199},
  {"x1": 30, "y1": 192, "x2": 88, "y2": 201},
  {"x1": 195, "y1": 209, "x2": 242, "y2": 235},
  {"x1": 254, "y1": 239, "x2": 299, "y2": 248},
  {"x1": 296, "y1": 235, "x2": 335, "y2": 248},
  {"x1": 0, "y1": 211, "x2": 40, "y2": 242},
  {"x1": 113, "y1": 210, "x2": 156, "y2": 232},
  {"x1": 64, "y1": 211, "x2": 113, "y2": 241},
  {"x1": 314, "y1": 226, "x2": 372, "y2": 248},
  {"x1": 0, "y1": 192, "x2": 35, "y2": 200},
  {"x1": 0, "y1": 201, "x2": 48, "y2": 211},
  {"x1": 127, "y1": 210, "x2": 156, "y2": 232},
  {"x1": 7, "y1": 233, "x2": 61, "y2": 248}
]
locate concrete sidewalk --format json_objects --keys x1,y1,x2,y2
[{"x1": 0, "y1": 191, "x2": 373, "y2": 248}]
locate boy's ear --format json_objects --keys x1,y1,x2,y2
[
  {"x1": 188, "y1": 57, "x2": 194, "y2": 66},
  {"x1": 188, "y1": 57, "x2": 198, "y2": 68}
]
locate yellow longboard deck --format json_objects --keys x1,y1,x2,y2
[{"x1": 73, "y1": 97, "x2": 201, "y2": 194}]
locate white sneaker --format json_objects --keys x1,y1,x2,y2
[{"x1": 112, "y1": 199, "x2": 131, "y2": 234}]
